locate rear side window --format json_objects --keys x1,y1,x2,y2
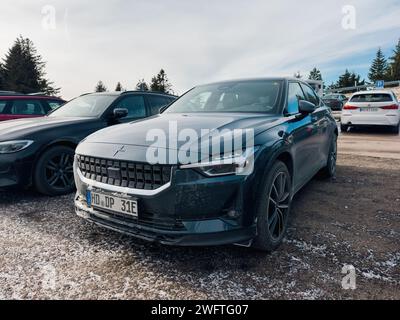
[
  {"x1": 300, "y1": 84, "x2": 319, "y2": 106},
  {"x1": 350, "y1": 94, "x2": 393, "y2": 103},
  {"x1": 287, "y1": 82, "x2": 305, "y2": 114},
  {"x1": 10, "y1": 99, "x2": 46, "y2": 115},
  {"x1": 114, "y1": 95, "x2": 146, "y2": 118},
  {"x1": 147, "y1": 95, "x2": 173, "y2": 114},
  {"x1": 47, "y1": 100, "x2": 63, "y2": 110},
  {"x1": 0, "y1": 100, "x2": 6, "y2": 113}
]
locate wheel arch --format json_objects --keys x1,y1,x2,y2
[
  {"x1": 251, "y1": 143, "x2": 295, "y2": 202},
  {"x1": 34, "y1": 139, "x2": 78, "y2": 161},
  {"x1": 275, "y1": 151, "x2": 294, "y2": 180}
]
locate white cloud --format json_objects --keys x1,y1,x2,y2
[{"x1": 0, "y1": 0, "x2": 399, "y2": 98}]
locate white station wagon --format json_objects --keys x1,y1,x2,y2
[{"x1": 341, "y1": 90, "x2": 400, "y2": 134}]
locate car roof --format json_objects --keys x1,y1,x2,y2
[
  {"x1": 197, "y1": 77, "x2": 315, "y2": 88},
  {"x1": 0, "y1": 91, "x2": 21, "y2": 95},
  {"x1": 352, "y1": 90, "x2": 394, "y2": 95},
  {"x1": 0, "y1": 94, "x2": 64, "y2": 100},
  {"x1": 81, "y1": 91, "x2": 177, "y2": 98}
]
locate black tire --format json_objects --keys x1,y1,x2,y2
[
  {"x1": 392, "y1": 123, "x2": 400, "y2": 135},
  {"x1": 34, "y1": 145, "x2": 75, "y2": 196},
  {"x1": 320, "y1": 135, "x2": 338, "y2": 178},
  {"x1": 340, "y1": 123, "x2": 349, "y2": 132},
  {"x1": 252, "y1": 161, "x2": 292, "y2": 252}
]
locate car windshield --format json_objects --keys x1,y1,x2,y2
[
  {"x1": 350, "y1": 93, "x2": 393, "y2": 103},
  {"x1": 164, "y1": 80, "x2": 283, "y2": 114},
  {"x1": 48, "y1": 95, "x2": 116, "y2": 118}
]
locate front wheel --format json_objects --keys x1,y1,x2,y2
[
  {"x1": 34, "y1": 146, "x2": 76, "y2": 196},
  {"x1": 320, "y1": 135, "x2": 337, "y2": 178},
  {"x1": 252, "y1": 161, "x2": 292, "y2": 252}
]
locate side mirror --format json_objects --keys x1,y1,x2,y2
[
  {"x1": 298, "y1": 100, "x2": 316, "y2": 114},
  {"x1": 113, "y1": 108, "x2": 128, "y2": 119}
]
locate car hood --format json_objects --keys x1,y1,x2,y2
[
  {"x1": 0, "y1": 116, "x2": 97, "y2": 141},
  {"x1": 84, "y1": 113, "x2": 282, "y2": 149}
]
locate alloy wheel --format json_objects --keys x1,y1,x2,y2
[
  {"x1": 330, "y1": 140, "x2": 337, "y2": 176},
  {"x1": 267, "y1": 171, "x2": 291, "y2": 240},
  {"x1": 45, "y1": 152, "x2": 74, "y2": 190}
]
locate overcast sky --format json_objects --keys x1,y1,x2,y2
[{"x1": 1, "y1": 0, "x2": 399, "y2": 99}]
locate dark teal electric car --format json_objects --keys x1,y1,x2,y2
[{"x1": 74, "y1": 78, "x2": 337, "y2": 252}]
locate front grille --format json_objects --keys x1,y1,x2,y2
[{"x1": 77, "y1": 155, "x2": 172, "y2": 190}]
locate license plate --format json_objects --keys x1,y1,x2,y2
[
  {"x1": 360, "y1": 107, "x2": 378, "y2": 112},
  {"x1": 87, "y1": 190, "x2": 138, "y2": 217}
]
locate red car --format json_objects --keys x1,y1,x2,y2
[{"x1": 0, "y1": 94, "x2": 65, "y2": 121}]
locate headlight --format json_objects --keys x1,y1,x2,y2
[
  {"x1": 0, "y1": 140, "x2": 34, "y2": 154},
  {"x1": 180, "y1": 146, "x2": 259, "y2": 177}
]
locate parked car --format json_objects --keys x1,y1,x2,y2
[
  {"x1": 0, "y1": 91, "x2": 176, "y2": 195},
  {"x1": 322, "y1": 94, "x2": 347, "y2": 111},
  {"x1": 0, "y1": 94, "x2": 65, "y2": 121},
  {"x1": 326, "y1": 93, "x2": 348, "y2": 103},
  {"x1": 74, "y1": 78, "x2": 338, "y2": 252},
  {"x1": 341, "y1": 90, "x2": 400, "y2": 133}
]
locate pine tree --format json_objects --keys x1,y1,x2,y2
[
  {"x1": 349, "y1": 72, "x2": 365, "y2": 86},
  {"x1": 150, "y1": 69, "x2": 172, "y2": 93},
  {"x1": 115, "y1": 82, "x2": 123, "y2": 91},
  {"x1": 0, "y1": 63, "x2": 4, "y2": 90},
  {"x1": 337, "y1": 69, "x2": 352, "y2": 87},
  {"x1": 2, "y1": 36, "x2": 60, "y2": 95},
  {"x1": 327, "y1": 82, "x2": 337, "y2": 90},
  {"x1": 388, "y1": 39, "x2": 400, "y2": 80},
  {"x1": 136, "y1": 79, "x2": 149, "y2": 91},
  {"x1": 335, "y1": 70, "x2": 364, "y2": 88},
  {"x1": 95, "y1": 81, "x2": 107, "y2": 92},
  {"x1": 308, "y1": 68, "x2": 322, "y2": 81},
  {"x1": 368, "y1": 48, "x2": 389, "y2": 82}
]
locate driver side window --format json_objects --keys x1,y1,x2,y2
[{"x1": 287, "y1": 82, "x2": 305, "y2": 114}]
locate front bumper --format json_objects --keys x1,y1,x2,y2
[
  {"x1": 75, "y1": 195, "x2": 256, "y2": 246},
  {"x1": 0, "y1": 153, "x2": 33, "y2": 188},
  {"x1": 74, "y1": 161, "x2": 259, "y2": 246}
]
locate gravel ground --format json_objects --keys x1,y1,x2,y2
[{"x1": 0, "y1": 154, "x2": 399, "y2": 300}]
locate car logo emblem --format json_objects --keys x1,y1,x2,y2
[{"x1": 113, "y1": 145, "x2": 126, "y2": 157}]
